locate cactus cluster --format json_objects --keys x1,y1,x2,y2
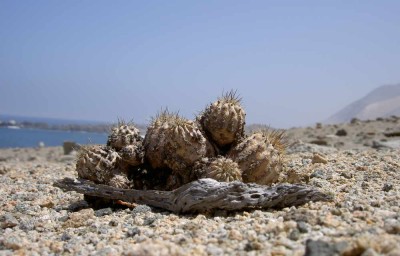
[{"x1": 75, "y1": 90, "x2": 287, "y2": 195}]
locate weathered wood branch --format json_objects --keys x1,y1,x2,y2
[{"x1": 54, "y1": 178, "x2": 332, "y2": 213}]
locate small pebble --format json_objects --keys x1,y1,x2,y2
[
  {"x1": 312, "y1": 153, "x2": 328, "y2": 164},
  {"x1": 94, "y1": 207, "x2": 113, "y2": 217},
  {"x1": 297, "y1": 221, "x2": 309, "y2": 233},
  {"x1": 131, "y1": 205, "x2": 152, "y2": 215},
  {"x1": 126, "y1": 227, "x2": 141, "y2": 237},
  {"x1": 0, "y1": 214, "x2": 19, "y2": 229},
  {"x1": 382, "y1": 183, "x2": 393, "y2": 192}
]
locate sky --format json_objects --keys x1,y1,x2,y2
[{"x1": 1, "y1": 1, "x2": 399, "y2": 128}]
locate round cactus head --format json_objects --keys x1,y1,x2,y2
[
  {"x1": 197, "y1": 90, "x2": 246, "y2": 148},
  {"x1": 108, "y1": 174, "x2": 131, "y2": 189},
  {"x1": 107, "y1": 120, "x2": 142, "y2": 150},
  {"x1": 228, "y1": 129, "x2": 286, "y2": 185},
  {"x1": 76, "y1": 145, "x2": 131, "y2": 188},
  {"x1": 120, "y1": 144, "x2": 144, "y2": 166},
  {"x1": 76, "y1": 145, "x2": 120, "y2": 184},
  {"x1": 144, "y1": 109, "x2": 210, "y2": 173},
  {"x1": 194, "y1": 156, "x2": 242, "y2": 182}
]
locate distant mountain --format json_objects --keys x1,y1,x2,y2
[{"x1": 326, "y1": 84, "x2": 400, "y2": 124}]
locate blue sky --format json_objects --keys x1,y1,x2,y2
[{"x1": 1, "y1": 1, "x2": 399, "y2": 128}]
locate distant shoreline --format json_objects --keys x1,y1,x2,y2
[
  {"x1": 0, "y1": 120, "x2": 111, "y2": 133},
  {"x1": 0, "y1": 118, "x2": 147, "y2": 134}
]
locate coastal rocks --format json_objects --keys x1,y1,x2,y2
[{"x1": 372, "y1": 140, "x2": 400, "y2": 149}]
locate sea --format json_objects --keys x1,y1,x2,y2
[
  {"x1": 0, "y1": 127, "x2": 108, "y2": 148},
  {"x1": 0, "y1": 115, "x2": 108, "y2": 148}
]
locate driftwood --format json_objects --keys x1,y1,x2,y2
[{"x1": 54, "y1": 178, "x2": 332, "y2": 213}]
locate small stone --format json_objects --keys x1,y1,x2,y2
[
  {"x1": 143, "y1": 216, "x2": 158, "y2": 226},
  {"x1": 361, "y1": 248, "x2": 379, "y2": 256},
  {"x1": 126, "y1": 227, "x2": 141, "y2": 237},
  {"x1": 340, "y1": 172, "x2": 353, "y2": 179},
  {"x1": 3, "y1": 235, "x2": 23, "y2": 250},
  {"x1": 336, "y1": 129, "x2": 347, "y2": 136},
  {"x1": 39, "y1": 200, "x2": 54, "y2": 208},
  {"x1": 312, "y1": 153, "x2": 328, "y2": 164},
  {"x1": 289, "y1": 229, "x2": 300, "y2": 241},
  {"x1": 63, "y1": 208, "x2": 94, "y2": 228},
  {"x1": 304, "y1": 239, "x2": 339, "y2": 256},
  {"x1": 309, "y1": 140, "x2": 329, "y2": 146},
  {"x1": 95, "y1": 207, "x2": 113, "y2": 217},
  {"x1": 382, "y1": 183, "x2": 393, "y2": 192},
  {"x1": 131, "y1": 205, "x2": 152, "y2": 215},
  {"x1": 244, "y1": 241, "x2": 263, "y2": 251},
  {"x1": 311, "y1": 169, "x2": 331, "y2": 180},
  {"x1": 207, "y1": 245, "x2": 224, "y2": 255},
  {"x1": 19, "y1": 219, "x2": 36, "y2": 230},
  {"x1": 0, "y1": 214, "x2": 19, "y2": 229},
  {"x1": 286, "y1": 169, "x2": 310, "y2": 184},
  {"x1": 297, "y1": 221, "x2": 309, "y2": 233},
  {"x1": 109, "y1": 220, "x2": 118, "y2": 227},
  {"x1": 361, "y1": 182, "x2": 369, "y2": 189},
  {"x1": 61, "y1": 232, "x2": 72, "y2": 241},
  {"x1": 97, "y1": 247, "x2": 118, "y2": 256},
  {"x1": 229, "y1": 229, "x2": 243, "y2": 240},
  {"x1": 383, "y1": 218, "x2": 400, "y2": 234}
]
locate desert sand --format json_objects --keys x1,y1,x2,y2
[{"x1": 0, "y1": 117, "x2": 399, "y2": 255}]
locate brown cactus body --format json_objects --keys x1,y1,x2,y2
[
  {"x1": 194, "y1": 156, "x2": 242, "y2": 182},
  {"x1": 76, "y1": 145, "x2": 131, "y2": 188},
  {"x1": 120, "y1": 144, "x2": 144, "y2": 166},
  {"x1": 144, "y1": 111, "x2": 212, "y2": 174},
  {"x1": 228, "y1": 130, "x2": 286, "y2": 185},
  {"x1": 107, "y1": 121, "x2": 142, "y2": 151},
  {"x1": 198, "y1": 91, "x2": 245, "y2": 148}
]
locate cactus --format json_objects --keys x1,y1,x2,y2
[
  {"x1": 261, "y1": 129, "x2": 288, "y2": 155},
  {"x1": 227, "y1": 130, "x2": 286, "y2": 185},
  {"x1": 107, "y1": 120, "x2": 142, "y2": 151},
  {"x1": 120, "y1": 144, "x2": 144, "y2": 166},
  {"x1": 143, "y1": 110, "x2": 211, "y2": 173},
  {"x1": 197, "y1": 90, "x2": 245, "y2": 148},
  {"x1": 193, "y1": 156, "x2": 242, "y2": 182},
  {"x1": 108, "y1": 174, "x2": 131, "y2": 189},
  {"x1": 73, "y1": 91, "x2": 290, "y2": 195},
  {"x1": 76, "y1": 145, "x2": 131, "y2": 188}
]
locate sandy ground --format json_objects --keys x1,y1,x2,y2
[{"x1": 0, "y1": 117, "x2": 399, "y2": 255}]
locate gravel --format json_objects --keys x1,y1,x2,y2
[{"x1": 0, "y1": 144, "x2": 399, "y2": 255}]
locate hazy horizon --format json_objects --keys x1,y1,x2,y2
[{"x1": 1, "y1": 1, "x2": 400, "y2": 128}]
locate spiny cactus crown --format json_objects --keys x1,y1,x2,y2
[
  {"x1": 151, "y1": 109, "x2": 193, "y2": 128},
  {"x1": 256, "y1": 129, "x2": 288, "y2": 154},
  {"x1": 110, "y1": 119, "x2": 139, "y2": 133},
  {"x1": 218, "y1": 90, "x2": 242, "y2": 105}
]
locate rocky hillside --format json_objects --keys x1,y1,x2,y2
[{"x1": 326, "y1": 84, "x2": 400, "y2": 124}]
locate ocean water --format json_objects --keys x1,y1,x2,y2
[{"x1": 0, "y1": 127, "x2": 108, "y2": 148}]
